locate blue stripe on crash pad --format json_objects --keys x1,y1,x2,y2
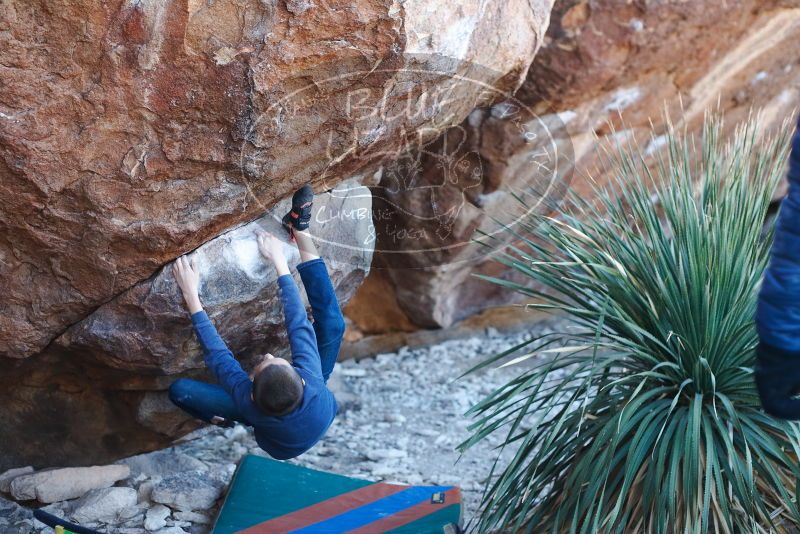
[{"x1": 288, "y1": 486, "x2": 454, "y2": 533}]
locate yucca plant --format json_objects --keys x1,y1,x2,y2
[{"x1": 460, "y1": 114, "x2": 800, "y2": 533}]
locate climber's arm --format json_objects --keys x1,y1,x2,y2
[
  {"x1": 191, "y1": 310, "x2": 252, "y2": 395},
  {"x1": 173, "y1": 255, "x2": 203, "y2": 315},
  {"x1": 173, "y1": 255, "x2": 251, "y2": 395},
  {"x1": 257, "y1": 230, "x2": 323, "y2": 378},
  {"x1": 276, "y1": 274, "x2": 323, "y2": 377}
]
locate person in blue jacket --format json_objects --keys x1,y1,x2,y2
[
  {"x1": 755, "y1": 115, "x2": 800, "y2": 419},
  {"x1": 168, "y1": 185, "x2": 345, "y2": 459}
]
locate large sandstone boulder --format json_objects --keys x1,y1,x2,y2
[
  {"x1": 0, "y1": 0, "x2": 556, "y2": 469},
  {"x1": 350, "y1": 0, "x2": 800, "y2": 332},
  {"x1": 0, "y1": 0, "x2": 552, "y2": 360}
]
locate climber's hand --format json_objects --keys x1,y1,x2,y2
[
  {"x1": 256, "y1": 230, "x2": 290, "y2": 276},
  {"x1": 172, "y1": 255, "x2": 203, "y2": 314}
]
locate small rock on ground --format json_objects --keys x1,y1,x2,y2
[
  {"x1": 150, "y1": 471, "x2": 224, "y2": 512},
  {"x1": 0, "y1": 467, "x2": 34, "y2": 494},
  {"x1": 145, "y1": 503, "x2": 171, "y2": 531},
  {"x1": 70, "y1": 486, "x2": 137, "y2": 524}
]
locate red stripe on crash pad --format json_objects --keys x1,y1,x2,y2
[
  {"x1": 240, "y1": 483, "x2": 407, "y2": 534},
  {"x1": 346, "y1": 488, "x2": 461, "y2": 534}
]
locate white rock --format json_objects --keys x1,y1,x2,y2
[
  {"x1": 223, "y1": 425, "x2": 249, "y2": 442},
  {"x1": 153, "y1": 527, "x2": 188, "y2": 534},
  {"x1": 10, "y1": 465, "x2": 130, "y2": 503},
  {"x1": 119, "y1": 503, "x2": 147, "y2": 520},
  {"x1": 70, "y1": 487, "x2": 138, "y2": 524},
  {"x1": 174, "y1": 510, "x2": 211, "y2": 525},
  {"x1": 137, "y1": 477, "x2": 161, "y2": 504},
  {"x1": 150, "y1": 471, "x2": 224, "y2": 512},
  {"x1": 0, "y1": 466, "x2": 34, "y2": 494},
  {"x1": 144, "y1": 504, "x2": 171, "y2": 531},
  {"x1": 119, "y1": 452, "x2": 207, "y2": 479}
]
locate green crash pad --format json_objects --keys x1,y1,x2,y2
[{"x1": 213, "y1": 454, "x2": 462, "y2": 533}]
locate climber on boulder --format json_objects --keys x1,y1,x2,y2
[{"x1": 168, "y1": 185, "x2": 344, "y2": 460}]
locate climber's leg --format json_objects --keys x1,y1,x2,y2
[
  {"x1": 293, "y1": 227, "x2": 320, "y2": 263},
  {"x1": 168, "y1": 378, "x2": 249, "y2": 427},
  {"x1": 295, "y1": 245, "x2": 345, "y2": 383}
]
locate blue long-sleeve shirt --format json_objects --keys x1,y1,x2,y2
[
  {"x1": 757, "y1": 115, "x2": 800, "y2": 354},
  {"x1": 191, "y1": 274, "x2": 337, "y2": 459}
]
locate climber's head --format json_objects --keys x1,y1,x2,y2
[{"x1": 251, "y1": 354, "x2": 305, "y2": 416}]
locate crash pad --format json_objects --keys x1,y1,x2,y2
[{"x1": 212, "y1": 454, "x2": 462, "y2": 533}]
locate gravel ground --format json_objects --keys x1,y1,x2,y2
[
  {"x1": 182, "y1": 320, "x2": 563, "y2": 527},
  {"x1": 3, "y1": 318, "x2": 566, "y2": 533}
]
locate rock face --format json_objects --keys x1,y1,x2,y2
[
  {"x1": 0, "y1": 0, "x2": 554, "y2": 471},
  {"x1": 348, "y1": 0, "x2": 800, "y2": 333},
  {"x1": 57, "y1": 184, "x2": 374, "y2": 374},
  {"x1": 364, "y1": 105, "x2": 572, "y2": 328},
  {"x1": 0, "y1": 0, "x2": 552, "y2": 360}
]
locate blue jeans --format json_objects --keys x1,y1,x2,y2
[{"x1": 169, "y1": 258, "x2": 345, "y2": 424}]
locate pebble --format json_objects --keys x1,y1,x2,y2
[
  {"x1": 223, "y1": 425, "x2": 249, "y2": 442},
  {"x1": 174, "y1": 510, "x2": 211, "y2": 525},
  {"x1": 10, "y1": 465, "x2": 130, "y2": 503},
  {"x1": 0, "y1": 467, "x2": 34, "y2": 494},
  {"x1": 365, "y1": 449, "x2": 407, "y2": 461},
  {"x1": 70, "y1": 487, "x2": 138, "y2": 524},
  {"x1": 153, "y1": 527, "x2": 188, "y2": 534},
  {"x1": 339, "y1": 367, "x2": 367, "y2": 377},
  {"x1": 119, "y1": 452, "x2": 207, "y2": 479},
  {"x1": 144, "y1": 504, "x2": 171, "y2": 531},
  {"x1": 383, "y1": 413, "x2": 406, "y2": 424},
  {"x1": 137, "y1": 477, "x2": 161, "y2": 504}
]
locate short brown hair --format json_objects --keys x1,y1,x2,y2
[{"x1": 252, "y1": 364, "x2": 304, "y2": 416}]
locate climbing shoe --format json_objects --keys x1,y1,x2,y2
[{"x1": 281, "y1": 184, "x2": 314, "y2": 235}]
